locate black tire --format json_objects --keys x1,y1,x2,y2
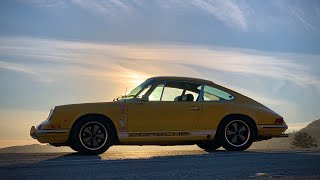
[
  {"x1": 218, "y1": 117, "x2": 256, "y2": 151},
  {"x1": 69, "y1": 143, "x2": 80, "y2": 152},
  {"x1": 197, "y1": 140, "x2": 221, "y2": 152},
  {"x1": 70, "y1": 116, "x2": 114, "y2": 155}
]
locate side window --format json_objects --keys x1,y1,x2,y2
[
  {"x1": 162, "y1": 87, "x2": 183, "y2": 101},
  {"x1": 185, "y1": 90, "x2": 199, "y2": 100},
  {"x1": 149, "y1": 83, "x2": 164, "y2": 101},
  {"x1": 202, "y1": 85, "x2": 234, "y2": 101},
  {"x1": 149, "y1": 80, "x2": 201, "y2": 102}
]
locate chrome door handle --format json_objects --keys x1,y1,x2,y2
[{"x1": 188, "y1": 106, "x2": 201, "y2": 110}]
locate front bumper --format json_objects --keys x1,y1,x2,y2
[{"x1": 30, "y1": 125, "x2": 69, "y2": 144}]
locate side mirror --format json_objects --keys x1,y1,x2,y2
[{"x1": 141, "y1": 95, "x2": 149, "y2": 102}]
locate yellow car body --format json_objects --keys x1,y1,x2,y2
[{"x1": 30, "y1": 76, "x2": 288, "y2": 154}]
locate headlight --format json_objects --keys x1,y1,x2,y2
[{"x1": 47, "y1": 107, "x2": 55, "y2": 121}]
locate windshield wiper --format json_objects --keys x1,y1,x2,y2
[{"x1": 113, "y1": 94, "x2": 135, "y2": 101}]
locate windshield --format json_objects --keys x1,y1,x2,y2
[{"x1": 127, "y1": 78, "x2": 156, "y2": 97}]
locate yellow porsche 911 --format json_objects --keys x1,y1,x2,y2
[{"x1": 30, "y1": 76, "x2": 288, "y2": 154}]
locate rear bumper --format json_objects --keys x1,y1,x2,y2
[
  {"x1": 30, "y1": 126, "x2": 69, "y2": 143},
  {"x1": 257, "y1": 124, "x2": 288, "y2": 129},
  {"x1": 257, "y1": 124, "x2": 288, "y2": 138}
]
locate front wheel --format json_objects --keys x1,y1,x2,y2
[
  {"x1": 197, "y1": 141, "x2": 221, "y2": 152},
  {"x1": 219, "y1": 118, "x2": 255, "y2": 151},
  {"x1": 70, "y1": 117, "x2": 113, "y2": 155}
]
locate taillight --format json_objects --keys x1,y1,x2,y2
[{"x1": 274, "y1": 117, "x2": 284, "y2": 124}]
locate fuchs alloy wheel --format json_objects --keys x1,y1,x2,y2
[
  {"x1": 220, "y1": 118, "x2": 255, "y2": 151},
  {"x1": 70, "y1": 117, "x2": 114, "y2": 155},
  {"x1": 79, "y1": 121, "x2": 108, "y2": 151}
]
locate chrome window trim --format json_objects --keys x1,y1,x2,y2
[
  {"x1": 198, "y1": 84, "x2": 205, "y2": 102},
  {"x1": 159, "y1": 80, "x2": 166, "y2": 101},
  {"x1": 133, "y1": 78, "x2": 156, "y2": 98}
]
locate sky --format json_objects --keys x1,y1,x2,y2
[{"x1": 0, "y1": 0, "x2": 320, "y2": 148}]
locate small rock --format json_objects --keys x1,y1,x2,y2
[{"x1": 250, "y1": 172, "x2": 272, "y2": 179}]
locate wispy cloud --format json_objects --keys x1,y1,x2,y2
[
  {"x1": 271, "y1": 0, "x2": 320, "y2": 31},
  {"x1": 20, "y1": 0, "x2": 320, "y2": 33},
  {"x1": 290, "y1": 8, "x2": 315, "y2": 30},
  {"x1": 21, "y1": 0, "x2": 65, "y2": 8},
  {"x1": 190, "y1": 0, "x2": 247, "y2": 31},
  {"x1": 22, "y1": 0, "x2": 248, "y2": 30},
  {"x1": 1, "y1": 37, "x2": 319, "y2": 88},
  {"x1": 0, "y1": 60, "x2": 36, "y2": 75},
  {"x1": 70, "y1": 0, "x2": 134, "y2": 17}
]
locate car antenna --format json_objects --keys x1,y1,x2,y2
[{"x1": 125, "y1": 87, "x2": 127, "y2": 97}]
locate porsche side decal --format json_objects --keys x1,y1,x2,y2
[
  {"x1": 129, "y1": 132, "x2": 190, "y2": 137},
  {"x1": 118, "y1": 130, "x2": 216, "y2": 138}
]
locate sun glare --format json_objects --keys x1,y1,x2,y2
[
  {"x1": 126, "y1": 71, "x2": 150, "y2": 86},
  {"x1": 115, "y1": 69, "x2": 151, "y2": 93}
]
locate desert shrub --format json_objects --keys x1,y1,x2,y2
[{"x1": 290, "y1": 131, "x2": 318, "y2": 149}]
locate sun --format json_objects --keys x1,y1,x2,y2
[{"x1": 127, "y1": 71, "x2": 149, "y2": 86}]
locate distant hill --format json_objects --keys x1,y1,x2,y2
[
  {"x1": 300, "y1": 119, "x2": 320, "y2": 141},
  {"x1": 251, "y1": 119, "x2": 320, "y2": 150}
]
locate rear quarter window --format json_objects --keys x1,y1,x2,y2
[{"x1": 201, "y1": 85, "x2": 235, "y2": 101}]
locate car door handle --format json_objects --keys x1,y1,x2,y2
[{"x1": 188, "y1": 106, "x2": 201, "y2": 110}]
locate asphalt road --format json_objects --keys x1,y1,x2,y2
[{"x1": 0, "y1": 150, "x2": 320, "y2": 179}]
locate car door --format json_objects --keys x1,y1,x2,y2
[
  {"x1": 126, "y1": 80, "x2": 203, "y2": 138},
  {"x1": 198, "y1": 84, "x2": 236, "y2": 132}
]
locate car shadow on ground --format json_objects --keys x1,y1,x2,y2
[
  {"x1": 40, "y1": 152, "x2": 102, "y2": 163},
  {"x1": 36, "y1": 149, "x2": 276, "y2": 164},
  {"x1": 1, "y1": 149, "x2": 319, "y2": 168}
]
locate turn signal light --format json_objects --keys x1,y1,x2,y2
[{"x1": 274, "y1": 117, "x2": 284, "y2": 124}]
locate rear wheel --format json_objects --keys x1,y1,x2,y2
[
  {"x1": 70, "y1": 116, "x2": 114, "y2": 155},
  {"x1": 218, "y1": 118, "x2": 255, "y2": 151}
]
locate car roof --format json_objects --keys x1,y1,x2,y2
[{"x1": 151, "y1": 76, "x2": 214, "y2": 85}]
